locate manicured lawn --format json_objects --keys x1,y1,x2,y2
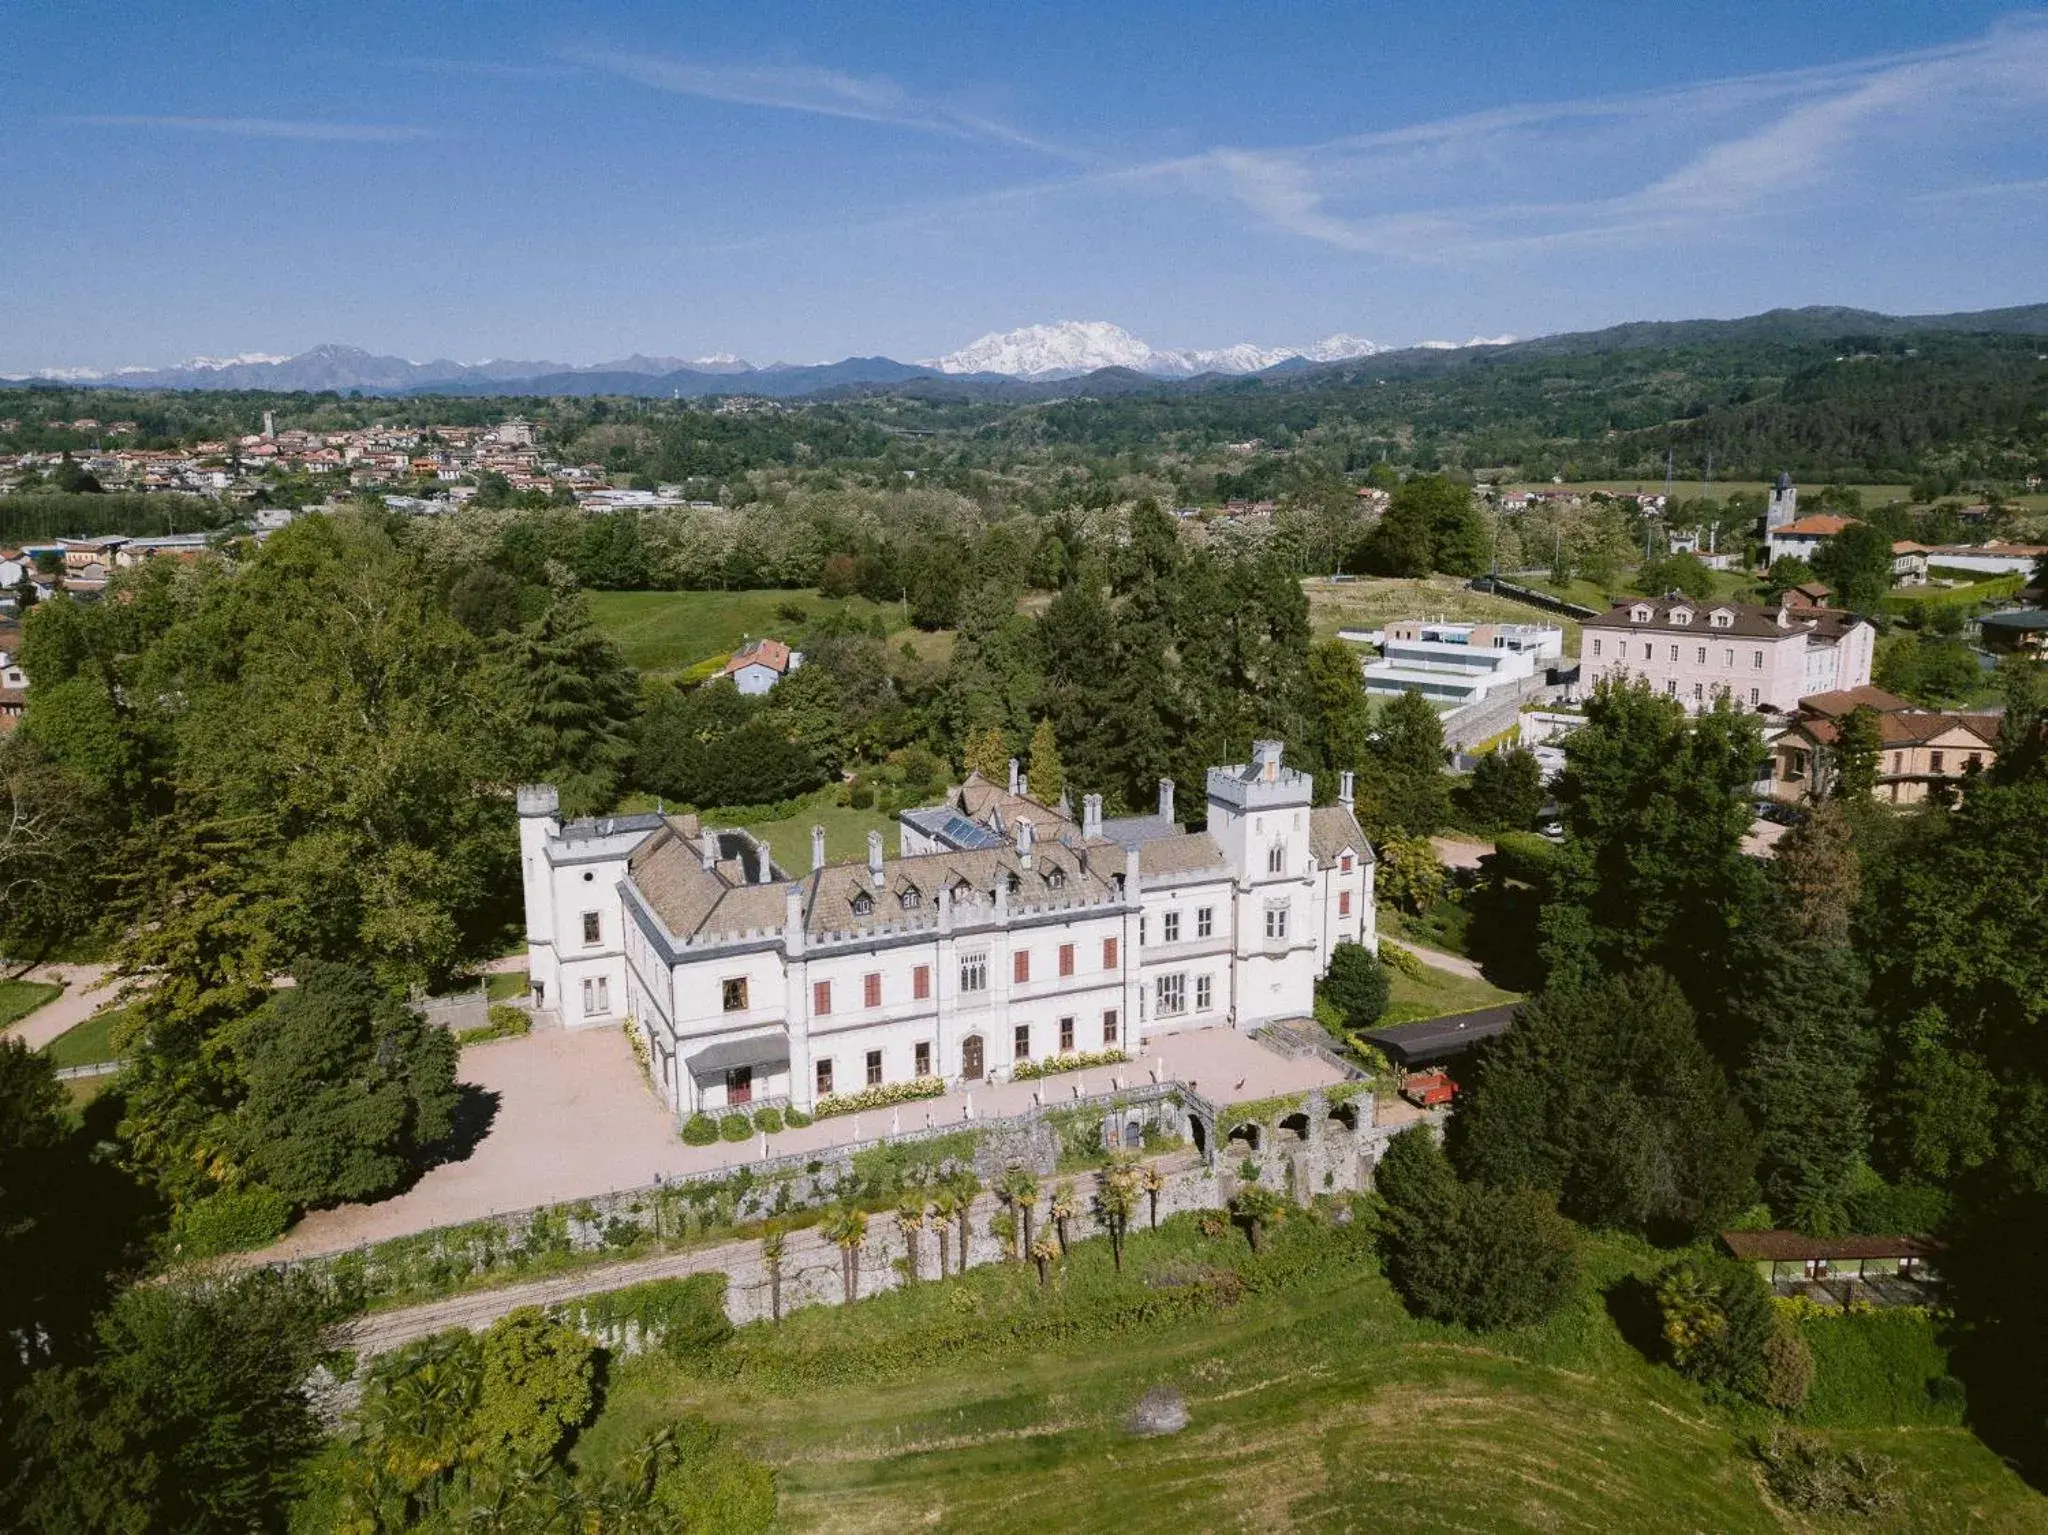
[
  {"x1": 1380, "y1": 960, "x2": 1521, "y2": 1027},
  {"x1": 41, "y1": 1005, "x2": 129, "y2": 1069},
  {"x1": 570, "y1": 1220, "x2": 2042, "y2": 1532},
  {"x1": 0, "y1": 979, "x2": 63, "y2": 1031},
  {"x1": 723, "y1": 788, "x2": 902, "y2": 867},
  {"x1": 586, "y1": 589, "x2": 907, "y2": 675},
  {"x1": 1305, "y1": 575, "x2": 1584, "y2": 651},
  {"x1": 485, "y1": 969, "x2": 530, "y2": 1002}
]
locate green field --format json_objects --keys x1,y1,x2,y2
[
  {"x1": 568, "y1": 1217, "x2": 2042, "y2": 1532},
  {"x1": 41, "y1": 1005, "x2": 128, "y2": 1069},
  {"x1": 1306, "y1": 576, "x2": 1585, "y2": 651},
  {"x1": 0, "y1": 979, "x2": 63, "y2": 1031},
  {"x1": 585, "y1": 589, "x2": 908, "y2": 675},
  {"x1": 1381, "y1": 957, "x2": 1521, "y2": 1027}
]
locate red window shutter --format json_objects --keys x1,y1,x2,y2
[
  {"x1": 813, "y1": 980, "x2": 831, "y2": 1015},
  {"x1": 864, "y1": 972, "x2": 881, "y2": 1008},
  {"x1": 1013, "y1": 950, "x2": 1030, "y2": 984},
  {"x1": 913, "y1": 964, "x2": 930, "y2": 1000},
  {"x1": 1059, "y1": 943, "x2": 1075, "y2": 976},
  {"x1": 1103, "y1": 937, "x2": 1118, "y2": 968},
  {"x1": 1339, "y1": 891, "x2": 1351, "y2": 916}
]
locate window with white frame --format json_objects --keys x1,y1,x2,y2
[
  {"x1": 1162, "y1": 910, "x2": 1180, "y2": 942},
  {"x1": 581, "y1": 911, "x2": 601, "y2": 946},
  {"x1": 959, "y1": 954, "x2": 987, "y2": 993},
  {"x1": 1267, "y1": 843, "x2": 1285, "y2": 875},
  {"x1": 1265, "y1": 905, "x2": 1288, "y2": 941},
  {"x1": 1157, "y1": 973, "x2": 1186, "y2": 1015},
  {"x1": 1195, "y1": 974, "x2": 1213, "y2": 1012},
  {"x1": 581, "y1": 976, "x2": 610, "y2": 1016},
  {"x1": 1196, "y1": 906, "x2": 1213, "y2": 938}
]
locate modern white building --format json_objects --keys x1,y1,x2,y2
[
  {"x1": 520, "y1": 742, "x2": 1375, "y2": 1115},
  {"x1": 1360, "y1": 619, "x2": 1564, "y2": 708}
]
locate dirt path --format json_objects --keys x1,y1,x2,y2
[
  {"x1": 1, "y1": 963, "x2": 119, "y2": 1051},
  {"x1": 1383, "y1": 938, "x2": 1487, "y2": 982}
]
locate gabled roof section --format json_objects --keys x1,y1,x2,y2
[{"x1": 1310, "y1": 805, "x2": 1376, "y2": 866}]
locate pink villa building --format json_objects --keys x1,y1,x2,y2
[{"x1": 1581, "y1": 594, "x2": 1875, "y2": 714}]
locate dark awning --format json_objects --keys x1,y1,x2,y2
[
  {"x1": 1362, "y1": 1005, "x2": 1515, "y2": 1066},
  {"x1": 684, "y1": 1029, "x2": 790, "y2": 1078}
]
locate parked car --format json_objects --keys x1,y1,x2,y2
[
  {"x1": 1754, "y1": 799, "x2": 1807, "y2": 826},
  {"x1": 1399, "y1": 1069, "x2": 1458, "y2": 1108}
]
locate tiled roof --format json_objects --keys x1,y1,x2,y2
[
  {"x1": 1584, "y1": 596, "x2": 1865, "y2": 642},
  {"x1": 1309, "y1": 805, "x2": 1375, "y2": 865},
  {"x1": 1773, "y1": 514, "x2": 1858, "y2": 537},
  {"x1": 1795, "y1": 711, "x2": 1999, "y2": 749},
  {"x1": 1799, "y1": 685, "x2": 1914, "y2": 717},
  {"x1": 1720, "y1": 1230, "x2": 1935, "y2": 1261},
  {"x1": 1135, "y1": 832, "x2": 1229, "y2": 878},
  {"x1": 723, "y1": 637, "x2": 792, "y2": 675}
]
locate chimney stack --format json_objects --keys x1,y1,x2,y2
[
  {"x1": 755, "y1": 840, "x2": 772, "y2": 884},
  {"x1": 1017, "y1": 816, "x2": 1034, "y2": 870},
  {"x1": 1338, "y1": 770, "x2": 1355, "y2": 812},
  {"x1": 1083, "y1": 793, "x2": 1103, "y2": 840},
  {"x1": 1253, "y1": 740, "x2": 1282, "y2": 783},
  {"x1": 784, "y1": 883, "x2": 806, "y2": 956},
  {"x1": 1008, "y1": 757, "x2": 1022, "y2": 796},
  {"x1": 1157, "y1": 778, "x2": 1175, "y2": 823},
  {"x1": 700, "y1": 831, "x2": 716, "y2": 872},
  {"x1": 867, "y1": 830, "x2": 885, "y2": 890},
  {"x1": 811, "y1": 823, "x2": 827, "y2": 873}
]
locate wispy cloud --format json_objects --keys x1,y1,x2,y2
[
  {"x1": 1142, "y1": 15, "x2": 2048, "y2": 260},
  {"x1": 562, "y1": 47, "x2": 1084, "y2": 160},
  {"x1": 58, "y1": 114, "x2": 435, "y2": 142}
]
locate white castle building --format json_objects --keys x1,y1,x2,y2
[{"x1": 520, "y1": 742, "x2": 1376, "y2": 1116}]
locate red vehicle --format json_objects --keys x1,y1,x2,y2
[{"x1": 1399, "y1": 1068, "x2": 1459, "y2": 1108}]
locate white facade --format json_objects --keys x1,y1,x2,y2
[
  {"x1": 1362, "y1": 619, "x2": 1564, "y2": 708},
  {"x1": 521, "y1": 743, "x2": 1376, "y2": 1116}
]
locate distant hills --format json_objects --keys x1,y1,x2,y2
[{"x1": 8, "y1": 303, "x2": 2045, "y2": 401}]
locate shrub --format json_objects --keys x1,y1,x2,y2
[
  {"x1": 1377, "y1": 941, "x2": 1428, "y2": 982},
  {"x1": 753, "y1": 1106, "x2": 784, "y2": 1134},
  {"x1": 1654, "y1": 1255, "x2": 1776, "y2": 1400},
  {"x1": 849, "y1": 782, "x2": 875, "y2": 809},
  {"x1": 1319, "y1": 942, "x2": 1390, "y2": 1030},
  {"x1": 469, "y1": 1308, "x2": 597, "y2": 1463},
  {"x1": 1011, "y1": 1048, "x2": 1128, "y2": 1082},
  {"x1": 457, "y1": 1003, "x2": 534, "y2": 1045},
  {"x1": 645, "y1": 1416, "x2": 777, "y2": 1532},
  {"x1": 1750, "y1": 1428, "x2": 1901, "y2": 1517},
  {"x1": 783, "y1": 1106, "x2": 814, "y2": 1128},
  {"x1": 719, "y1": 1114, "x2": 754, "y2": 1143},
  {"x1": 1761, "y1": 1326, "x2": 1815, "y2": 1414},
  {"x1": 682, "y1": 1114, "x2": 720, "y2": 1146},
  {"x1": 813, "y1": 1077, "x2": 946, "y2": 1119},
  {"x1": 172, "y1": 1184, "x2": 294, "y2": 1258}
]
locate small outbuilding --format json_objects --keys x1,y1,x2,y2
[{"x1": 1718, "y1": 1229, "x2": 1940, "y2": 1299}]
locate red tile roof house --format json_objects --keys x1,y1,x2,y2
[
  {"x1": 1771, "y1": 687, "x2": 1999, "y2": 805},
  {"x1": 1765, "y1": 513, "x2": 1859, "y2": 567},
  {"x1": 721, "y1": 637, "x2": 805, "y2": 696}
]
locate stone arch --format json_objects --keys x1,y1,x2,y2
[
  {"x1": 1190, "y1": 1116, "x2": 1208, "y2": 1159},
  {"x1": 1226, "y1": 1121, "x2": 1262, "y2": 1153},
  {"x1": 1327, "y1": 1101, "x2": 1360, "y2": 1134},
  {"x1": 1278, "y1": 1111, "x2": 1311, "y2": 1143}
]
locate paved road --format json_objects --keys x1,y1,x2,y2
[{"x1": 1, "y1": 963, "x2": 120, "y2": 1052}]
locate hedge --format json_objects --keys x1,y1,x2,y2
[{"x1": 813, "y1": 1077, "x2": 947, "y2": 1120}]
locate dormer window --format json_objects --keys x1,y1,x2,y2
[
  {"x1": 1710, "y1": 609, "x2": 1733, "y2": 629},
  {"x1": 1005, "y1": 872, "x2": 1022, "y2": 895},
  {"x1": 1630, "y1": 605, "x2": 1653, "y2": 623},
  {"x1": 898, "y1": 886, "x2": 921, "y2": 910},
  {"x1": 1670, "y1": 608, "x2": 1691, "y2": 626},
  {"x1": 1045, "y1": 865, "x2": 1066, "y2": 889},
  {"x1": 851, "y1": 891, "x2": 873, "y2": 917}
]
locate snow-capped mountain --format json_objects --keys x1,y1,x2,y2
[
  {"x1": 928, "y1": 321, "x2": 1383, "y2": 379},
  {"x1": 1414, "y1": 334, "x2": 1519, "y2": 351}
]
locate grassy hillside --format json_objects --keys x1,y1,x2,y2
[
  {"x1": 585, "y1": 589, "x2": 907, "y2": 675},
  {"x1": 570, "y1": 1216, "x2": 2043, "y2": 1532}
]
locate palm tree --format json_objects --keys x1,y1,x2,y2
[
  {"x1": 1031, "y1": 1233, "x2": 1059, "y2": 1290},
  {"x1": 1230, "y1": 1185, "x2": 1286, "y2": 1253},
  {"x1": 1142, "y1": 1164, "x2": 1166, "y2": 1229},
  {"x1": 761, "y1": 1227, "x2": 786, "y2": 1324},
  {"x1": 896, "y1": 1197, "x2": 926, "y2": 1284},
  {"x1": 826, "y1": 1207, "x2": 869, "y2": 1306},
  {"x1": 952, "y1": 1175, "x2": 978, "y2": 1272},
  {"x1": 929, "y1": 1190, "x2": 957, "y2": 1277},
  {"x1": 1095, "y1": 1161, "x2": 1140, "y2": 1272},
  {"x1": 1000, "y1": 1167, "x2": 1040, "y2": 1260},
  {"x1": 1049, "y1": 1180, "x2": 1078, "y2": 1254}
]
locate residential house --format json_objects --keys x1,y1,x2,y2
[
  {"x1": 1771, "y1": 686, "x2": 1998, "y2": 805},
  {"x1": 1765, "y1": 513, "x2": 1857, "y2": 568},
  {"x1": 1922, "y1": 540, "x2": 2047, "y2": 578},
  {"x1": 1891, "y1": 541, "x2": 1931, "y2": 586},
  {"x1": 521, "y1": 741, "x2": 1374, "y2": 1116},
  {"x1": 1581, "y1": 595, "x2": 1875, "y2": 714},
  {"x1": 723, "y1": 637, "x2": 804, "y2": 696}
]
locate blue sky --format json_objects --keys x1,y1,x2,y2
[{"x1": 4, "y1": 1, "x2": 2046, "y2": 371}]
